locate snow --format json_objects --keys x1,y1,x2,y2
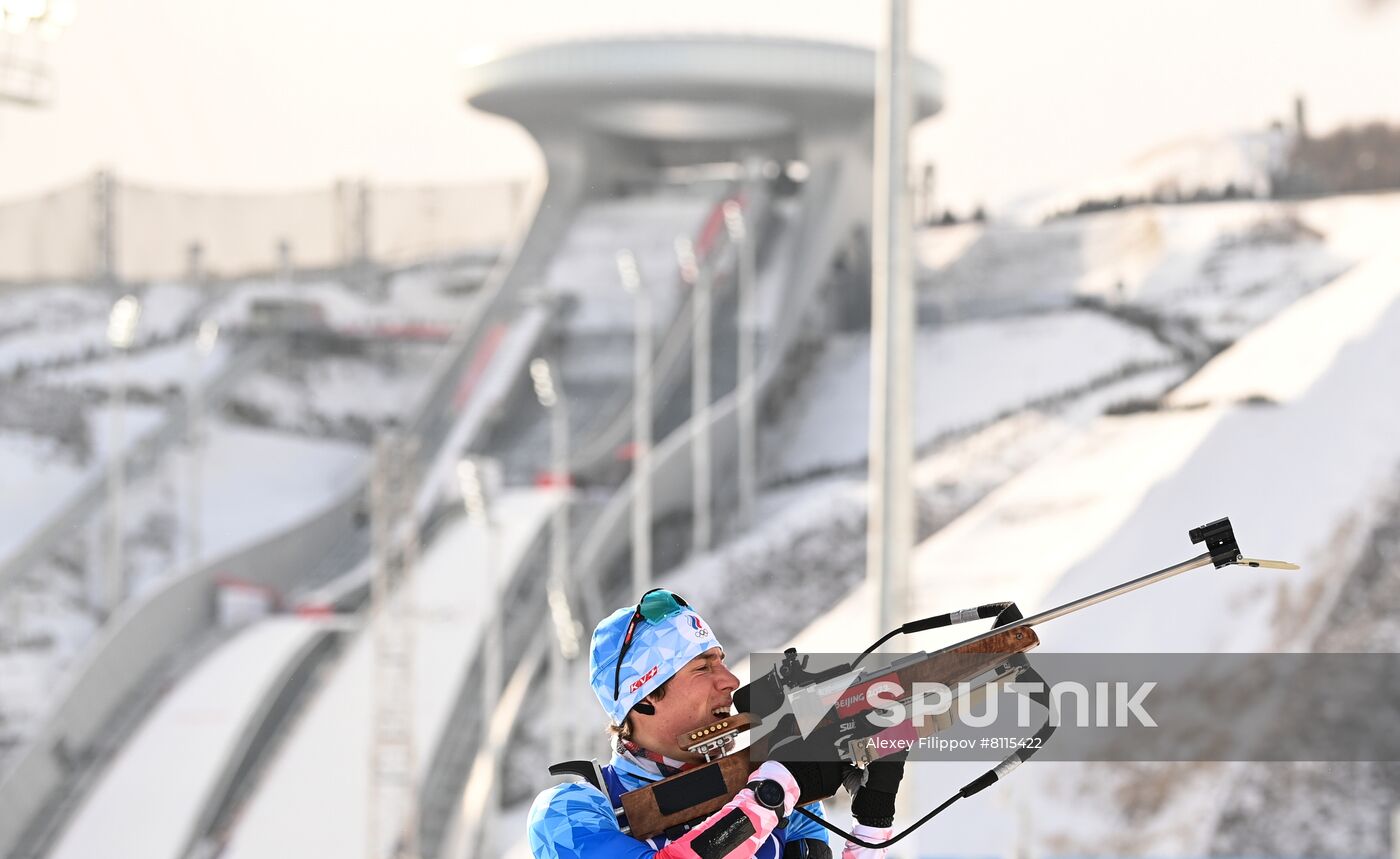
[
  {"x1": 385, "y1": 263, "x2": 496, "y2": 321},
  {"x1": 0, "y1": 312, "x2": 113, "y2": 377},
  {"x1": 1168, "y1": 256, "x2": 1400, "y2": 407},
  {"x1": 1022, "y1": 128, "x2": 1292, "y2": 222},
  {"x1": 1298, "y1": 191, "x2": 1400, "y2": 261},
  {"x1": 768, "y1": 256, "x2": 1400, "y2": 857},
  {"x1": 0, "y1": 404, "x2": 164, "y2": 564},
  {"x1": 206, "y1": 271, "x2": 480, "y2": 332},
  {"x1": 543, "y1": 192, "x2": 718, "y2": 333},
  {"x1": 46, "y1": 618, "x2": 327, "y2": 859},
  {"x1": 0, "y1": 421, "x2": 365, "y2": 766},
  {"x1": 1042, "y1": 265, "x2": 1400, "y2": 654},
  {"x1": 1080, "y1": 203, "x2": 1349, "y2": 322},
  {"x1": 223, "y1": 342, "x2": 441, "y2": 433},
  {"x1": 0, "y1": 284, "x2": 108, "y2": 327},
  {"x1": 768, "y1": 310, "x2": 1175, "y2": 481},
  {"x1": 0, "y1": 553, "x2": 98, "y2": 762},
  {"x1": 512, "y1": 202, "x2": 1400, "y2": 857},
  {"x1": 182, "y1": 423, "x2": 366, "y2": 563},
  {"x1": 499, "y1": 191, "x2": 1397, "y2": 857},
  {"x1": 962, "y1": 259, "x2": 1400, "y2": 858},
  {"x1": 13, "y1": 146, "x2": 1400, "y2": 859},
  {"x1": 922, "y1": 193, "x2": 1391, "y2": 352},
  {"x1": 220, "y1": 489, "x2": 559, "y2": 859},
  {"x1": 778, "y1": 407, "x2": 1226, "y2": 658},
  {"x1": 131, "y1": 283, "x2": 206, "y2": 339},
  {"x1": 0, "y1": 282, "x2": 206, "y2": 376},
  {"x1": 917, "y1": 222, "x2": 984, "y2": 272},
  {"x1": 1, "y1": 263, "x2": 471, "y2": 772},
  {"x1": 40, "y1": 338, "x2": 233, "y2": 393}
]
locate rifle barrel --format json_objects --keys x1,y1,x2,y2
[{"x1": 930, "y1": 551, "x2": 1214, "y2": 655}]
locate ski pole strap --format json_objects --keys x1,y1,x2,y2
[
  {"x1": 855, "y1": 603, "x2": 1024, "y2": 667},
  {"x1": 902, "y1": 601, "x2": 1019, "y2": 634},
  {"x1": 960, "y1": 655, "x2": 1056, "y2": 799}
]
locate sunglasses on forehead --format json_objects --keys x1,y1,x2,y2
[{"x1": 611, "y1": 588, "x2": 691, "y2": 701}]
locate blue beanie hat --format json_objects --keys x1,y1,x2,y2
[{"x1": 589, "y1": 590, "x2": 721, "y2": 725}]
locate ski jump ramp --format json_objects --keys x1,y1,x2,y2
[{"x1": 46, "y1": 618, "x2": 332, "y2": 859}]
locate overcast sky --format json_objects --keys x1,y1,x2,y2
[{"x1": 2, "y1": 0, "x2": 1398, "y2": 210}]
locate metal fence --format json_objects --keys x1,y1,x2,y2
[{"x1": 0, "y1": 173, "x2": 525, "y2": 284}]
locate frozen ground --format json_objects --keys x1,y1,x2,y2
[
  {"x1": 919, "y1": 192, "x2": 1400, "y2": 352},
  {"x1": 220, "y1": 340, "x2": 442, "y2": 440},
  {"x1": 0, "y1": 421, "x2": 365, "y2": 768},
  {"x1": 12, "y1": 166, "x2": 1400, "y2": 858},
  {"x1": 0, "y1": 552, "x2": 97, "y2": 766},
  {"x1": 39, "y1": 337, "x2": 233, "y2": 396},
  {"x1": 780, "y1": 255, "x2": 1400, "y2": 858},
  {"x1": 207, "y1": 268, "x2": 486, "y2": 437},
  {"x1": 767, "y1": 309, "x2": 1176, "y2": 481},
  {"x1": 0, "y1": 403, "x2": 164, "y2": 565},
  {"x1": 1, "y1": 261, "x2": 482, "y2": 769},
  {"x1": 219, "y1": 490, "x2": 559, "y2": 859},
  {"x1": 46, "y1": 617, "x2": 328, "y2": 859},
  {"x1": 501, "y1": 202, "x2": 1400, "y2": 857},
  {"x1": 206, "y1": 269, "x2": 480, "y2": 332},
  {"x1": 0, "y1": 282, "x2": 205, "y2": 377},
  {"x1": 544, "y1": 191, "x2": 718, "y2": 334},
  {"x1": 1022, "y1": 128, "x2": 1292, "y2": 221},
  {"x1": 1210, "y1": 477, "x2": 1400, "y2": 858}
]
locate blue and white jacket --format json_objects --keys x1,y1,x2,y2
[{"x1": 527, "y1": 749, "x2": 832, "y2": 859}]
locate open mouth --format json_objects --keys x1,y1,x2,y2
[{"x1": 710, "y1": 706, "x2": 731, "y2": 720}]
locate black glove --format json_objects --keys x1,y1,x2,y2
[
  {"x1": 780, "y1": 759, "x2": 849, "y2": 805},
  {"x1": 850, "y1": 756, "x2": 905, "y2": 828}
]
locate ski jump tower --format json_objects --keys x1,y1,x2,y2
[
  {"x1": 439, "y1": 36, "x2": 942, "y2": 858},
  {"x1": 462, "y1": 34, "x2": 942, "y2": 306}
]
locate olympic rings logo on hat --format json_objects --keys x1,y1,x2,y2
[{"x1": 688, "y1": 614, "x2": 709, "y2": 638}]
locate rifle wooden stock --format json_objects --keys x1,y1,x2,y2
[
  {"x1": 621, "y1": 751, "x2": 753, "y2": 842},
  {"x1": 621, "y1": 627, "x2": 1038, "y2": 841}
]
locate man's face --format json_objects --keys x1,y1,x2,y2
[{"x1": 634, "y1": 649, "x2": 739, "y2": 762}]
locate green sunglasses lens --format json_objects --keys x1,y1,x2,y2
[{"x1": 639, "y1": 590, "x2": 685, "y2": 622}]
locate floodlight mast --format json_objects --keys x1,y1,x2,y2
[
  {"x1": 676, "y1": 236, "x2": 713, "y2": 556},
  {"x1": 455, "y1": 456, "x2": 500, "y2": 856},
  {"x1": 617, "y1": 250, "x2": 652, "y2": 595},
  {"x1": 185, "y1": 321, "x2": 219, "y2": 575},
  {"x1": 368, "y1": 433, "x2": 420, "y2": 859},
  {"x1": 868, "y1": 0, "x2": 915, "y2": 651},
  {"x1": 531, "y1": 356, "x2": 580, "y2": 763},
  {"x1": 723, "y1": 195, "x2": 758, "y2": 534},
  {"x1": 103, "y1": 294, "x2": 140, "y2": 615},
  {"x1": 0, "y1": 0, "x2": 76, "y2": 107}
]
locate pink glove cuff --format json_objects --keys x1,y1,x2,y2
[
  {"x1": 842, "y1": 823, "x2": 894, "y2": 859},
  {"x1": 749, "y1": 760, "x2": 801, "y2": 813}
]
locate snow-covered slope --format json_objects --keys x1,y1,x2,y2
[
  {"x1": 0, "y1": 264, "x2": 483, "y2": 768},
  {"x1": 921, "y1": 191, "x2": 1400, "y2": 348},
  {"x1": 502, "y1": 195, "x2": 1400, "y2": 858},
  {"x1": 1023, "y1": 128, "x2": 1292, "y2": 222},
  {"x1": 768, "y1": 309, "x2": 1175, "y2": 481},
  {"x1": 220, "y1": 490, "x2": 559, "y2": 859},
  {"x1": 0, "y1": 283, "x2": 203, "y2": 376},
  {"x1": 47, "y1": 618, "x2": 329, "y2": 859},
  {"x1": 0, "y1": 422, "x2": 365, "y2": 761},
  {"x1": 786, "y1": 255, "x2": 1400, "y2": 857},
  {"x1": 544, "y1": 191, "x2": 718, "y2": 334}
]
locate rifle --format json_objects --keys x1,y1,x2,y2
[{"x1": 556, "y1": 517, "x2": 1298, "y2": 847}]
